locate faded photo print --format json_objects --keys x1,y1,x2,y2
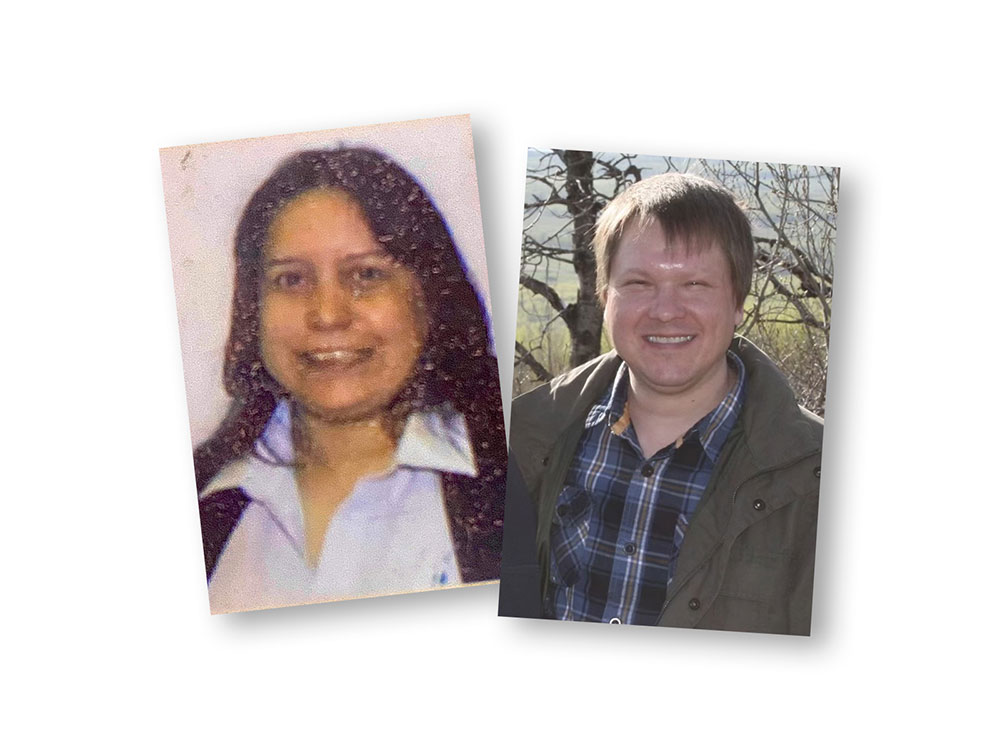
[
  {"x1": 499, "y1": 150, "x2": 837, "y2": 635},
  {"x1": 161, "y1": 116, "x2": 506, "y2": 614}
]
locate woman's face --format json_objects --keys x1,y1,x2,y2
[{"x1": 259, "y1": 188, "x2": 427, "y2": 423}]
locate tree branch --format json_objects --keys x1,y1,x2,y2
[
  {"x1": 515, "y1": 341, "x2": 553, "y2": 382},
  {"x1": 519, "y1": 274, "x2": 565, "y2": 313}
]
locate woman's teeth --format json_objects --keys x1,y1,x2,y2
[{"x1": 302, "y1": 349, "x2": 370, "y2": 365}]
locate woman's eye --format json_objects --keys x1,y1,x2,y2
[
  {"x1": 272, "y1": 272, "x2": 305, "y2": 290},
  {"x1": 351, "y1": 266, "x2": 390, "y2": 286}
]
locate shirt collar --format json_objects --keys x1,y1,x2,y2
[
  {"x1": 583, "y1": 352, "x2": 746, "y2": 462},
  {"x1": 394, "y1": 405, "x2": 478, "y2": 476},
  {"x1": 584, "y1": 361, "x2": 630, "y2": 430},
  {"x1": 200, "y1": 400, "x2": 478, "y2": 501}
]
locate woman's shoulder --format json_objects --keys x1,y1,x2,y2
[{"x1": 197, "y1": 479, "x2": 254, "y2": 582}]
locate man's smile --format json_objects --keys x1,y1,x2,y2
[{"x1": 643, "y1": 335, "x2": 695, "y2": 344}]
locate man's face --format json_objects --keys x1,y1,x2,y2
[{"x1": 604, "y1": 217, "x2": 744, "y2": 401}]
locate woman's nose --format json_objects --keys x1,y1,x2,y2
[{"x1": 306, "y1": 279, "x2": 352, "y2": 329}]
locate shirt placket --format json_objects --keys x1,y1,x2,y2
[{"x1": 601, "y1": 439, "x2": 672, "y2": 624}]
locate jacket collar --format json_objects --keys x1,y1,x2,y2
[{"x1": 729, "y1": 336, "x2": 823, "y2": 469}]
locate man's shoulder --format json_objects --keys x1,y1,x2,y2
[
  {"x1": 512, "y1": 351, "x2": 620, "y2": 416},
  {"x1": 732, "y1": 336, "x2": 824, "y2": 462},
  {"x1": 797, "y1": 404, "x2": 824, "y2": 434},
  {"x1": 509, "y1": 352, "x2": 620, "y2": 457}
]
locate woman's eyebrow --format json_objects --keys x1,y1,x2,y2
[
  {"x1": 341, "y1": 251, "x2": 394, "y2": 262},
  {"x1": 264, "y1": 257, "x2": 306, "y2": 267},
  {"x1": 263, "y1": 251, "x2": 394, "y2": 269}
]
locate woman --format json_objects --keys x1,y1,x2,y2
[{"x1": 194, "y1": 148, "x2": 506, "y2": 613}]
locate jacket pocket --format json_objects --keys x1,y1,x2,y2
[{"x1": 548, "y1": 485, "x2": 593, "y2": 587}]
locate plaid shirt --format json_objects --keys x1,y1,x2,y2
[{"x1": 548, "y1": 353, "x2": 746, "y2": 625}]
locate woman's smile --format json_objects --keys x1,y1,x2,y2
[
  {"x1": 299, "y1": 347, "x2": 376, "y2": 367},
  {"x1": 260, "y1": 188, "x2": 427, "y2": 423}
]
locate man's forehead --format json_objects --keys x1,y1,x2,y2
[{"x1": 617, "y1": 215, "x2": 725, "y2": 262}]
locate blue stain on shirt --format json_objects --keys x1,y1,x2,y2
[{"x1": 438, "y1": 571, "x2": 448, "y2": 585}]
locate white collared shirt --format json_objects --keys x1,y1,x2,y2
[{"x1": 202, "y1": 401, "x2": 477, "y2": 614}]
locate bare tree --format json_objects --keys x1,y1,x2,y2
[
  {"x1": 699, "y1": 159, "x2": 837, "y2": 415},
  {"x1": 516, "y1": 149, "x2": 643, "y2": 392}
]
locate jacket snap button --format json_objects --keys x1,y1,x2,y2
[
  {"x1": 542, "y1": 456, "x2": 550, "y2": 466},
  {"x1": 813, "y1": 466, "x2": 821, "y2": 478},
  {"x1": 624, "y1": 542, "x2": 636, "y2": 555},
  {"x1": 609, "y1": 617, "x2": 622, "y2": 624},
  {"x1": 641, "y1": 464, "x2": 654, "y2": 478},
  {"x1": 688, "y1": 598, "x2": 701, "y2": 611},
  {"x1": 752, "y1": 498, "x2": 766, "y2": 511}
]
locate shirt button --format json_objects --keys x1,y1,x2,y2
[
  {"x1": 752, "y1": 498, "x2": 766, "y2": 511},
  {"x1": 624, "y1": 542, "x2": 636, "y2": 555},
  {"x1": 609, "y1": 617, "x2": 622, "y2": 624},
  {"x1": 641, "y1": 464, "x2": 654, "y2": 477},
  {"x1": 688, "y1": 598, "x2": 701, "y2": 611}
]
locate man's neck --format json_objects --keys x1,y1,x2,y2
[{"x1": 627, "y1": 359, "x2": 735, "y2": 459}]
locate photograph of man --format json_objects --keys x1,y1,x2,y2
[{"x1": 499, "y1": 152, "x2": 836, "y2": 634}]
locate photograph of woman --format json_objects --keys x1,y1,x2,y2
[{"x1": 161, "y1": 118, "x2": 506, "y2": 613}]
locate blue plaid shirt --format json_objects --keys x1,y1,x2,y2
[{"x1": 548, "y1": 353, "x2": 746, "y2": 625}]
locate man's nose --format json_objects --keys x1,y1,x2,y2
[
  {"x1": 648, "y1": 286, "x2": 686, "y2": 321},
  {"x1": 306, "y1": 278, "x2": 352, "y2": 329}
]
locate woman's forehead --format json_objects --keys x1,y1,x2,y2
[
  {"x1": 265, "y1": 188, "x2": 382, "y2": 257},
  {"x1": 271, "y1": 187, "x2": 365, "y2": 228}
]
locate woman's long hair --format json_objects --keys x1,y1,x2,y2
[{"x1": 193, "y1": 148, "x2": 506, "y2": 504}]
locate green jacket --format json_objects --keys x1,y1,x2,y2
[{"x1": 507, "y1": 337, "x2": 823, "y2": 635}]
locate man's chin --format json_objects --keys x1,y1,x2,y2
[{"x1": 629, "y1": 359, "x2": 722, "y2": 394}]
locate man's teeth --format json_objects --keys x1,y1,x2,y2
[{"x1": 646, "y1": 335, "x2": 694, "y2": 344}]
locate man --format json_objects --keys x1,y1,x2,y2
[{"x1": 499, "y1": 173, "x2": 823, "y2": 635}]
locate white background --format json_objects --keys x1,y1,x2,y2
[{"x1": 4, "y1": 2, "x2": 996, "y2": 747}]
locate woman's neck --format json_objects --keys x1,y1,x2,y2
[
  {"x1": 295, "y1": 409, "x2": 401, "y2": 472},
  {"x1": 291, "y1": 407, "x2": 406, "y2": 568}
]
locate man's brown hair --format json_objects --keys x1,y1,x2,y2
[{"x1": 593, "y1": 173, "x2": 755, "y2": 305}]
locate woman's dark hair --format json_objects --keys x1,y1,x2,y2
[{"x1": 193, "y1": 148, "x2": 507, "y2": 508}]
